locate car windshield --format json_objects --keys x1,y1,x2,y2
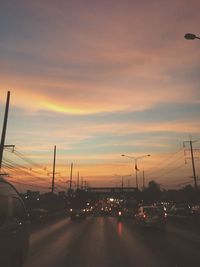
[{"x1": 143, "y1": 207, "x2": 160, "y2": 215}]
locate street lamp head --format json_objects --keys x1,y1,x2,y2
[
  {"x1": 184, "y1": 33, "x2": 198, "y2": 40},
  {"x1": 147, "y1": 154, "x2": 151, "y2": 157},
  {"x1": 121, "y1": 154, "x2": 125, "y2": 157}
]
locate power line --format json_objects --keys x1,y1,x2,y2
[
  {"x1": 148, "y1": 154, "x2": 185, "y2": 178},
  {"x1": 5, "y1": 148, "x2": 51, "y2": 175},
  {"x1": 2, "y1": 159, "x2": 47, "y2": 178},
  {"x1": 12, "y1": 150, "x2": 49, "y2": 172},
  {"x1": 147, "y1": 148, "x2": 184, "y2": 175},
  {"x1": 149, "y1": 162, "x2": 186, "y2": 181},
  {"x1": 7, "y1": 178, "x2": 49, "y2": 190},
  {"x1": 165, "y1": 180, "x2": 193, "y2": 188},
  {"x1": 3, "y1": 155, "x2": 50, "y2": 177}
]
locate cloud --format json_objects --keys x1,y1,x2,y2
[
  {"x1": 1, "y1": 73, "x2": 199, "y2": 116},
  {"x1": 1, "y1": 0, "x2": 200, "y2": 115}
]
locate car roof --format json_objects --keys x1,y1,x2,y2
[
  {"x1": 141, "y1": 206, "x2": 156, "y2": 208},
  {"x1": 0, "y1": 176, "x2": 7, "y2": 182},
  {"x1": 0, "y1": 177, "x2": 20, "y2": 196}
]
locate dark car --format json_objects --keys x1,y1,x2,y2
[
  {"x1": 69, "y1": 208, "x2": 87, "y2": 220},
  {"x1": 116, "y1": 207, "x2": 136, "y2": 220},
  {"x1": 135, "y1": 206, "x2": 167, "y2": 230},
  {"x1": 100, "y1": 206, "x2": 112, "y2": 216},
  {"x1": 168, "y1": 204, "x2": 191, "y2": 217},
  {"x1": 29, "y1": 208, "x2": 48, "y2": 223},
  {"x1": 0, "y1": 177, "x2": 30, "y2": 267},
  {"x1": 191, "y1": 205, "x2": 200, "y2": 217}
]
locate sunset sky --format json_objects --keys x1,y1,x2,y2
[{"x1": 0, "y1": 0, "x2": 200, "y2": 191}]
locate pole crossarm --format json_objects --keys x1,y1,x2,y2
[{"x1": 4, "y1": 145, "x2": 15, "y2": 149}]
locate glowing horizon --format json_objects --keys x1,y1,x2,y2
[{"x1": 1, "y1": 0, "x2": 200, "y2": 191}]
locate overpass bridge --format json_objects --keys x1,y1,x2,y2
[{"x1": 87, "y1": 187, "x2": 137, "y2": 198}]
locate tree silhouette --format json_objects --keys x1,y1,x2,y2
[{"x1": 143, "y1": 180, "x2": 161, "y2": 203}]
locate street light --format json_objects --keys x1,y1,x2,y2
[
  {"x1": 121, "y1": 154, "x2": 151, "y2": 189},
  {"x1": 184, "y1": 33, "x2": 200, "y2": 40}
]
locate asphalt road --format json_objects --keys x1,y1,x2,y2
[{"x1": 24, "y1": 216, "x2": 200, "y2": 267}]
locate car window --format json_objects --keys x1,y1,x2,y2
[
  {"x1": 143, "y1": 207, "x2": 158, "y2": 215},
  {"x1": 12, "y1": 197, "x2": 27, "y2": 222},
  {"x1": 0, "y1": 195, "x2": 8, "y2": 226}
]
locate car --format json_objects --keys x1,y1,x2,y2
[
  {"x1": 0, "y1": 177, "x2": 30, "y2": 267},
  {"x1": 191, "y1": 205, "x2": 200, "y2": 217},
  {"x1": 116, "y1": 209, "x2": 123, "y2": 221},
  {"x1": 29, "y1": 208, "x2": 48, "y2": 223},
  {"x1": 168, "y1": 203, "x2": 191, "y2": 217},
  {"x1": 69, "y1": 208, "x2": 87, "y2": 221},
  {"x1": 135, "y1": 205, "x2": 167, "y2": 230},
  {"x1": 116, "y1": 207, "x2": 131, "y2": 221},
  {"x1": 100, "y1": 206, "x2": 112, "y2": 216}
]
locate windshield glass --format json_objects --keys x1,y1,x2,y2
[{"x1": 143, "y1": 207, "x2": 159, "y2": 215}]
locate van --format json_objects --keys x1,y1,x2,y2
[{"x1": 0, "y1": 177, "x2": 30, "y2": 267}]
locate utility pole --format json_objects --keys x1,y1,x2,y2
[
  {"x1": 69, "y1": 162, "x2": 73, "y2": 192},
  {"x1": 134, "y1": 159, "x2": 140, "y2": 190},
  {"x1": 135, "y1": 168, "x2": 138, "y2": 189},
  {"x1": 51, "y1": 145, "x2": 56, "y2": 194},
  {"x1": 121, "y1": 177, "x2": 124, "y2": 189},
  {"x1": 142, "y1": 170, "x2": 145, "y2": 191},
  {"x1": 77, "y1": 171, "x2": 80, "y2": 189},
  {"x1": 0, "y1": 91, "x2": 10, "y2": 169},
  {"x1": 84, "y1": 180, "x2": 87, "y2": 190},
  {"x1": 183, "y1": 138, "x2": 199, "y2": 192},
  {"x1": 81, "y1": 176, "x2": 83, "y2": 189},
  {"x1": 190, "y1": 140, "x2": 198, "y2": 192}
]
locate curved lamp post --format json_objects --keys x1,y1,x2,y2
[{"x1": 121, "y1": 154, "x2": 151, "y2": 189}]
